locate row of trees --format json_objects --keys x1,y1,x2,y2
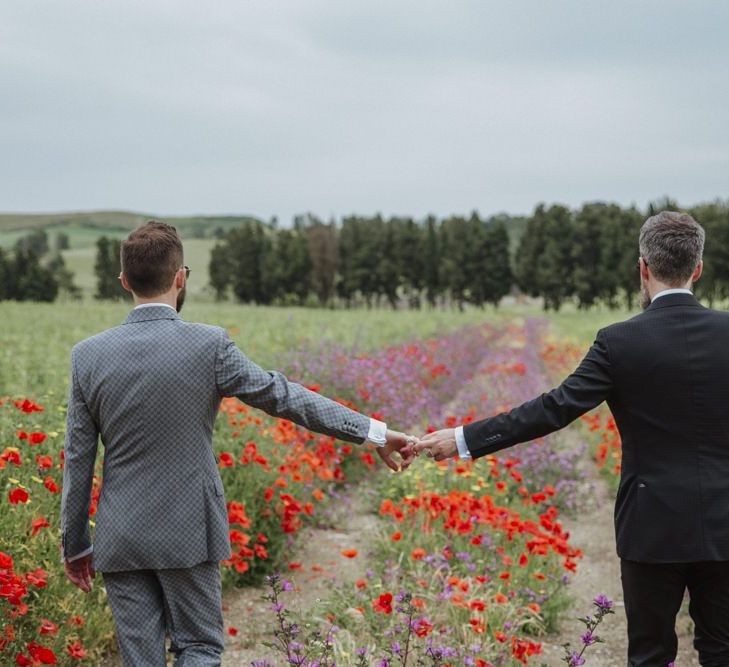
[
  {"x1": 517, "y1": 200, "x2": 729, "y2": 310},
  {"x1": 209, "y1": 213, "x2": 513, "y2": 308},
  {"x1": 208, "y1": 200, "x2": 729, "y2": 310},
  {"x1": 0, "y1": 230, "x2": 78, "y2": 302},
  {"x1": 7, "y1": 199, "x2": 729, "y2": 308}
]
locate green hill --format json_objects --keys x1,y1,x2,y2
[
  {"x1": 0, "y1": 210, "x2": 260, "y2": 250},
  {"x1": 0, "y1": 211, "x2": 262, "y2": 299}
]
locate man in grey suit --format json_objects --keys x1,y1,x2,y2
[{"x1": 60, "y1": 221, "x2": 416, "y2": 666}]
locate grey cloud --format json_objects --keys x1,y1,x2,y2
[{"x1": 0, "y1": 0, "x2": 727, "y2": 220}]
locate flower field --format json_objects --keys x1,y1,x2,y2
[{"x1": 0, "y1": 302, "x2": 625, "y2": 665}]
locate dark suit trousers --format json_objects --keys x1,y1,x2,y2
[{"x1": 621, "y1": 559, "x2": 729, "y2": 667}]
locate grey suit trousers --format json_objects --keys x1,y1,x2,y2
[{"x1": 103, "y1": 561, "x2": 223, "y2": 666}]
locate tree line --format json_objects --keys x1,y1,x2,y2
[
  {"x1": 208, "y1": 200, "x2": 729, "y2": 310},
  {"x1": 6, "y1": 199, "x2": 729, "y2": 308},
  {"x1": 0, "y1": 230, "x2": 79, "y2": 302},
  {"x1": 209, "y1": 213, "x2": 513, "y2": 309}
]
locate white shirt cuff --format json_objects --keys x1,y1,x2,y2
[
  {"x1": 455, "y1": 426, "x2": 472, "y2": 460},
  {"x1": 367, "y1": 418, "x2": 387, "y2": 447},
  {"x1": 66, "y1": 546, "x2": 94, "y2": 562}
]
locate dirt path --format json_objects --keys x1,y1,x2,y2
[
  {"x1": 221, "y1": 485, "x2": 381, "y2": 665},
  {"x1": 537, "y1": 430, "x2": 698, "y2": 667}
]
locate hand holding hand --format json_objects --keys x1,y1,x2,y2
[
  {"x1": 412, "y1": 428, "x2": 458, "y2": 462},
  {"x1": 376, "y1": 430, "x2": 419, "y2": 472},
  {"x1": 64, "y1": 553, "x2": 95, "y2": 592}
]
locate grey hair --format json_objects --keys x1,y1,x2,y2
[{"x1": 638, "y1": 211, "x2": 705, "y2": 286}]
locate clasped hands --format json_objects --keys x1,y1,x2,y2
[{"x1": 376, "y1": 428, "x2": 458, "y2": 472}]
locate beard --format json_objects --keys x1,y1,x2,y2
[
  {"x1": 640, "y1": 282, "x2": 651, "y2": 310},
  {"x1": 176, "y1": 285, "x2": 186, "y2": 313}
]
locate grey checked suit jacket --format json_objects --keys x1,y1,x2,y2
[{"x1": 61, "y1": 306, "x2": 370, "y2": 572}]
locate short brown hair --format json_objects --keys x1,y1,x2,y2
[
  {"x1": 121, "y1": 221, "x2": 183, "y2": 297},
  {"x1": 639, "y1": 211, "x2": 705, "y2": 286}
]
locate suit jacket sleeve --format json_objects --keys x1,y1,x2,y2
[
  {"x1": 60, "y1": 348, "x2": 99, "y2": 560},
  {"x1": 463, "y1": 329, "x2": 613, "y2": 459},
  {"x1": 215, "y1": 331, "x2": 370, "y2": 444}
]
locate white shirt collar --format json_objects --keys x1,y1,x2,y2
[
  {"x1": 133, "y1": 302, "x2": 177, "y2": 312},
  {"x1": 651, "y1": 288, "x2": 693, "y2": 302}
]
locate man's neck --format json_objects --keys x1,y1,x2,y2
[
  {"x1": 648, "y1": 282, "x2": 692, "y2": 300},
  {"x1": 133, "y1": 294, "x2": 177, "y2": 309}
]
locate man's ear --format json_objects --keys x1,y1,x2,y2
[
  {"x1": 639, "y1": 257, "x2": 650, "y2": 283},
  {"x1": 119, "y1": 273, "x2": 134, "y2": 294},
  {"x1": 692, "y1": 261, "x2": 703, "y2": 283},
  {"x1": 175, "y1": 268, "x2": 185, "y2": 289}
]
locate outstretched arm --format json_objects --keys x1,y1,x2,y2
[
  {"x1": 414, "y1": 331, "x2": 613, "y2": 461},
  {"x1": 215, "y1": 331, "x2": 416, "y2": 469}
]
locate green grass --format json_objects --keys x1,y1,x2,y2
[
  {"x1": 0, "y1": 217, "x2": 223, "y2": 298},
  {"x1": 0, "y1": 210, "x2": 257, "y2": 236},
  {"x1": 0, "y1": 300, "x2": 517, "y2": 398}
]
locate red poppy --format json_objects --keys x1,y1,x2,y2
[
  {"x1": 0, "y1": 551, "x2": 14, "y2": 570},
  {"x1": 341, "y1": 549, "x2": 358, "y2": 559},
  {"x1": 67, "y1": 640, "x2": 86, "y2": 660},
  {"x1": 469, "y1": 618, "x2": 485, "y2": 634},
  {"x1": 31, "y1": 517, "x2": 50, "y2": 537},
  {"x1": 35, "y1": 454, "x2": 53, "y2": 470},
  {"x1": 15, "y1": 399, "x2": 44, "y2": 413},
  {"x1": 218, "y1": 452, "x2": 234, "y2": 467},
  {"x1": 26, "y1": 568, "x2": 48, "y2": 588},
  {"x1": 372, "y1": 592, "x2": 393, "y2": 614},
  {"x1": 39, "y1": 620, "x2": 58, "y2": 636},
  {"x1": 8, "y1": 488, "x2": 29, "y2": 505},
  {"x1": 29, "y1": 432, "x2": 47, "y2": 446},
  {"x1": 27, "y1": 641, "x2": 57, "y2": 664},
  {"x1": 1, "y1": 448, "x2": 21, "y2": 466},
  {"x1": 414, "y1": 618, "x2": 433, "y2": 637},
  {"x1": 44, "y1": 477, "x2": 60, "y2": 494}
]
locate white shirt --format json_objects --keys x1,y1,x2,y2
[
  {"x1": 453, "y1": 288, "x2": 695, "y2": 461},
  {"x1": 651, "y1": 288, "x2": 693, "y2": 301}
]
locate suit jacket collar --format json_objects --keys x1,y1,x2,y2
[
  {"x1": 646, "y1": 292, "x2": 702, "y2": 311},
  {"x1": 124, "y1": 305, "x2": 180, "y2": 324}
]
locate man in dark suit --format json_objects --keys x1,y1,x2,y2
[{"x1": 413, "y1": 211, "x2": 729, "y2": 666}]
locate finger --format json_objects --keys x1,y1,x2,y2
[
  {"x1": 418, "y1": 432, "x2": 439, "y2": 444},
  {"x1": 82, "y1": 565, "x2": 93, "y2": 591},
  {"x1": 400, "y1": 452, "x2": 416, "y2": 470},
  {"x1": 412, "y1": 441, "x2": 432, "y2": 455},
  {"x1": 67, "y1": 571, "x2": 83, "y2": 589},
  {"x1": 380, "y1": 452, "x2": 400, "y2": 472}
]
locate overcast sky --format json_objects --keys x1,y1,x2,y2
[{"x1": 1, "y1": 1, "x2": 727, "y2": 222}]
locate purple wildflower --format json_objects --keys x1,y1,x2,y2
[{"x1": 593, "y1": 594, "x2": 614, "y2": 611}]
